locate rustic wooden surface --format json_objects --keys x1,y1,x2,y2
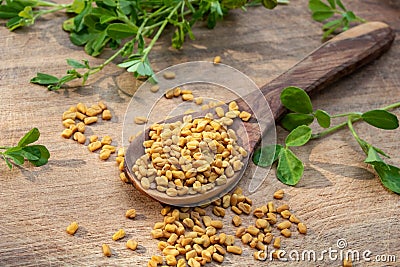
[{"x1": 0, "y1": 0, "x2": 399, "y2": 266}]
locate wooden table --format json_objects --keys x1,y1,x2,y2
[{"x1": 1, "y1": 0, "x2": 399, "y2": 266}]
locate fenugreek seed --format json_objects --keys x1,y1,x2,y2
[
  {"x1": 66, "y1": 221, "x2": 79, "y2": 235},
  {"x1": 157, "y1": 241, "x2": 168, "y2": 251},
  {"x1": 273, "y1": 237, "x2": 281, "y2": 249},
  {"x1": 298, "y1": 223, "x2": 307, "y2": 234},
  {"x1": 141, "y1": 177, "x2": 150, "y2": 189},
  {"x1": 151, "y1": 229, "x2": 164, "y2": 239},
  {"x1": 281, "y1": 210, "x2": 291, "y2": 219},
  {"x1": 214, "y1": 244, "x2": 226, "y2": 255},
  {"x1": 247, "y1": 225, "x2": 260, "y2": 236},
  {"x1": 188, "y1": 258, "x2": 200, "y2": 267},
  {"x1": 161, "y1": 206, "x2": 171, "y2": 215},
  {"x1": 281, "y1": 228, "x2": 292, "y2": 238},
  {"x1": 150, "y1": 85, "x2": 160, "y2": 93},
  {"x1": 173, "y1": 87, "x2": 181, "y2": 96},
  {"x1": 112, "y1": 229, "x2": 126, "y2": 241},
  {"x1": 186, "y1": 249, "x2": 197, "y2": 260},
  {"x1": 212, "y1": 253, "x2": 224, "y2": 263},
  {"x1": 273, "y1": 189, "x2": 284, "y2": 199},
  {"x1": 177, "y1": 258, "x2": 187, "y2": 267},
  {"x1": 166, "y1": 188, "x2": 178, "y2": 197},
  {"x1": 212, "y1": 206, "x2": 225, "y2": 217},
  {"x1": 166, "y1": 254, "x2": 177, "y2": 266},
  {"x1": 102, "y1": 145, "x2": 116, "y2": 153},
  {"x1": 266, "y1": 213, "x2": 277, "y2": 224},
  {"x1": 126, "y1": 239, "x2": 138, "y2": 250},
  {"x1": 253, "y1": 208, "x2": 264, "y2": 219},
  {"x1": 254, "y1": 251, "x2": 266, "y2": 261},
  {"x1": 202, "y1": 216, "x2": 212, "y2": 227},
  {"x1": 255, "y1": 219, "x2": 269, "y2": 229},
  {"x1": 120, "y1": 172, "x2": 129, "y2": 183},
  {"x1": 62, "y1": 111, "x2": 76, "y2": 120},
  {"x1": 267, "y1": 201, "x2": 276, "y2": 213},
  {"x1": 232, "y1": 215, "x2": 242, "y2": 227},
  {"x1": 182, "y1": 218, "x2": 195, "y2": 229},
  {"x1": 276, "y1": 204, "x2": 289, "y2": 213},
  {"x1": 237, "y1": 202, "x2": 251, "y2": 215},
  {"x1": 230, "y1": 193, "x2": 238, "y2": 206},
  {"x1": 99, "y1": 149, "x2": 111, "y2": 160},
  {"x1": 222, "y1": 194, "x2": 231, "y2": 208},
  {"x1": 76, "y1": 122, "x2": 85, "y2": 133},
  {"x1": 165, "y1": 89, "x2": 175, "y2": 99},
  {"x1": 102, "y1": 244, "x2": 112, "y2": 257},
  {"x1": 62, "y1": 119, "x2": 75, "y2": 128},
  {"x1": 182, "y1": 93, "x2": 194, "y2": 101},
  {"x1": 228, "y1": 101, "x2": 239, "y2": 111},
  {"x1": 214, "y1": 107, "x2": 225, "y2": 118},
  {"x1": 239, "y1": 110, "x2": 251, "y2": 121},
  {"x1": 225, "y1": 110, "x2": 238, "y2": 119},
  {"x1": 77, "y1": 103, "x2": 87, "y2": 114},
  {"x1": 193, "y1": 225, "x2": 205, "y2": 234},
  {"x1": 256, "y1": 241, "x2": 265, "y2": 251},
  {"x1": 163, "y1": 245, "x2": 180, "y2": 256},
  {"x1": 134, "y1": 116, "x2": 148, "y2": 124},
  {"x1": 89, "y1": 135, "x2": 98, "y2": 143},
  {"x1": 218, "y1": 234, "x2": 226, "y2": 245},
  {"x1": 84, "y1": 116, "x2": 98, "y2": 125},
  {"x1": 289, "y1": 214, "x2": 301, "y2": 224},
  {"x1": 75, "y1": 111, "x2": 86, "y2": 121},
  {"x1": 61, "y1": 129, "x2": 73, "y2": 139},
  {"x1": 343, "y1": 258, "x2": 353, "y2": 267},
  {"x1": 213, "y1": 55, "x2": 221, "y2": 64},
  {"x1": 205, "y1": 226, "x2": 216, "y2": 237},
  {"x1": 210, "y1": 220, "x2": 223, "y2": 229},
  {"x1": 193, "y1": 244, "x2": 203, "y2": 255},
  {"x1": 88, "y1": 141, "x2": 102, "y2": 152},
  {"x1": 86, "y1": 107, "x2": 100, "y2": 117},
  {"x1": 102, "y1": 109, "x2": 112, "y2": 120},
  {"x1": 264, "y1": 233, "x2": 273, "y2": 244},
  {"x1": 151, "y1": 255, "x2": 163, "y2": 264},
  {"x1": 125, "y1": 209, "x2": 136, "y2": 219},
  {"x1": 277, "y1": 221, "x2": 292, "y2": 230},
  {"x1": 231, "y1": 206, "x2": 242, "y2": 215},
  {"x1": 163, "y1": 71, "x2": 176, "y2": 79},
  {"x1": 227, "y1": 246, "x2": 242, "y2": 255},
  {"x1": 241, "y1": 233, "x2": 252, "y2": 244}
]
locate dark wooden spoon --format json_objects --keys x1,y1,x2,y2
[{"x1": 124, "y1": 22, "x2": 394, "y2": 207}]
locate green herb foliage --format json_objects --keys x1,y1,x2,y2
[
  {"x1": 0, "y1": 0, "x2": 288, "y2": 90},
  {"x1": 253, "y1": 86, "x2": 400, "y2": 194},
  {"x1": 0, "y1": 128, "x2": 50, "y2": 169},
  {"x1": 309, "y1": 0, "x2": 366, "y2": 39}
]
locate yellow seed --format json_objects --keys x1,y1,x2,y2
[
  {"x1": 163, "y1": 71, "x2": 176, "y2": 79},
  {"x1": 215, "y1": 107, "x2": 225, "y2": 118},
  {"x1": 69, "y1": 124, "x2": 78, "y2": 133},
  {"x1": 76, "y1": 122, "x2": 85, "y2": 133},
  {"x1": 77, "y1": 103, "x2": 87, "y2": 114},
  {"x1": 188, "y1": 258, "x2": 200, "y2": 267},
  {"x1": 165, "y1": 254, "x2": 177, "y2": 266},
  {"x1": 273, "y1": 237, "x2": 281, "y2": 249},
  {"x1": 273, "y1": 189, "x2": 284, "y2": 199},
  {"x1": 173, "y1": 87, "x2": 181, "y2": 96},
  {"x1": 151, "y1": 229, "x2": 164, "y2": 239},
  {"x1": 125, "y1": 209, "x2": 136, "y2": 219},
  {"x1": 281, "y1": 228, "x2": 292, "y2": 238},
  {"x1": 343, "y1": 258, "x2": 353, "y2": 267},
  {"x1": 281, "y1": 210, "x2": 291, "y2": 219},
  {"x1": 266, "y1": 213, "x2": 277, "y2": 224},
  {"x1": 86, "y1": 107, "x2": 99, "y2": 117},
  {"x1": 195, "y1": 97, "x2": 203, "y2": 105},
  {"x1": 231, "y1": 206, "x2": 242, "y2": 215},
  {"x1": 84, "y1": 116, "x2": 98, "y2": 125},
  {"x1": 264, "y1": 233, "x2": 273, "y2": 244},
  {"x1": 210, "y1": 220, "x2": 223, "y2": 229},
  {"x1": 255, "y1": 219, "x2": 269, "y2": 229},
  {"x1": 61, "y1": 129, "x2": 73, "y2": 139},
  {"x1": 72, "y1": 132, "x2": 85, "y2": 144},
  {"x1": 134, "y1": 116, "x2": 148, "y2": 124},
  {"x1": 66, "y1": 221, "x2": 79, "y2": 235},
  {"x1": 102, "y1": 110, "x2": 112, "y2": 120},
  {"x1": 228, "y1": 101, "x2": 239, "y2": 111},
  {"x1": 75, "y1": 111, "x2": 86, "y2": 121},
  {"x1": 253, "y1": 208, "x2": 264, "y2": 219},
  {"x1": 226, "y1": 246, "x2": 242, "y2": 255},
  {"x1": 120, "y1": 172, "x2": 129, "y2": 183},
  {"x1": 102, "y1": 145, "x2": 116, "y2": 153},
  {"x1": 62, "y1": 119, "x2": 75, "y2": 128},
  {"x1": 147, "y1": 259, "x2": 157, "y2": 267},
  {"x1": 212, "y1": 253, "x2": 224, "y2": 263},
  {"x1": 98, "y1": 101, "x2": 107, "y2": 110},
  {"x1": 112, "y1": 229, "x2": 126, "y2": 241},
  {"x1": 177, "y1": 258, "x2": 187, "y2": 267},
  {"x1": 126, "y1": 239, "x2": 138, "y2": 250},
  {"x1": 88, "y1": 141, "x2": 102, "y2": 152},
  {"x1": 239, "y1": 110, "x2": 251, "y2": 121},
  {"x1": 150, "y1": 85, "x2": 160, "y2": 93},
  {"x1": 182, "y1": 93, "x2": 194, "y2": 101},
  {"x1": 232, "y1": 215, "x2": 242, "y2": 227},
  {"x1": 241, "y1": 233, "x2": 252, "y2": 244},
  {"x1": 247, "y1": 225, "x2": 260, "y2": 236},
  {"x1": 267, "y1": 201, "x2": 276, "y2": 213},
  {"x1": 213, "y1": 56, "x2": 221, "y2": 64},
  {"x1": 276, "y1": 204, "x2": 290, "y2": 213},
  {"x1": 151, "y1": 255, "x2": 163, "y2": 264},
  {"x1": 99, "y1": 149, "x2": 111, "y2": 160},
  {"x1": 62, "y1": 111, "x2": 76, "y2": 120},
  {"x1": 102, "y1": 244, "x2": 112, "y2": 257},
  {"x1": 89, "y1": 135, "x2": 98, "y2": 143},
  {"x1": 289, "y1": 214, "x2": 301, "y2": 224},
  {"x1": 298, "y1": 223, "x2": 307, "y2": 234},
  {"x1": 163, "y1": 245, "x2": 180, "y2": 256},
  {"x1": 277, "y1": 221, "x2": 292, "y2": 230}
]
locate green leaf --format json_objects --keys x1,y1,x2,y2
[
  {"x1": 106, "y1": 23, "x2": 136, "y2": 39},
  {"x1": 261, "y1": 0, "x2": 278, "y2": 9},
  {"x1": 6, "y1": 153, "x2": 25, "y2": 165},
  {"x1": 309, "y1": 0, "x2": 332, "y2": 12},
  {"x1": 314, "y1": 109, "x2": 331, "y2": 128},
  {"x1": 280, "y1": 86, "x2": 313, "y2": 114},
  {"x1": 30, "y1": 73, "x2": 60, "y2": 85},
  {"x1": 285, "y1": 125, "x2": 312, "y2": 147},
  {"x1": 67, "y1": 0, "x2": 85, "y2": 13},
  {"x1": 18, "y1": 127, "x2": 40, "y2": 147},
  {"x1": 361, "y1": 110, "x2": 399, "y2": 130},
  {"x1": 252, "y1": 144, "x2": 283, "y2": 167},
  {"x1": 21, "y1": 146, "x2": 41, "y2": 161},
  {"x1": 343, "y1": 11, "x2": 356, "y2": 21},
  {"x1": 18, "y1": 5, "x2": 32, "y2": 19},
  {"x1": 372, "y1": 163, "x2": 400, "y2": 194},
  {"x1": 4, "y1": 157, "x2": 13, "y2": 170},
  {"x1": 276, "y1": 148, "x2": 304, "y2": 186},
  {"x1": 364, "y1": 146, "x2": 385, "y2": 165},
  {"x1": 63, "y1": 17, "x2": 75, "y2": 32},
  {"x1": 327, "y1": 0, "x2": 335, "y2": 8},
  {"x1": 66, "y1": 59, "x2": 87, "y2": 69},
  {"x1": 312, "y1": 11, "x2": 334, "y2": 21},
  {"x1": 322, "y1": 19, "x2": 342, "y2": 30},
  {"x1": 0, "y1": 5, "x2": 20, "y2": 19},
  {"x1": 25, "y1": 145, "x2": 50, "y2": 167},
  {"x1": 335, "y1": 0, "x2": 346, "y2": 11},
  {"x1": 281, "y1": 113, "x2": 314, "y2": 131}
]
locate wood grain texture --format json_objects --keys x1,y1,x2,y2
[{"x1": 0, "y1": 0, "x2": 399, "y2": 266}]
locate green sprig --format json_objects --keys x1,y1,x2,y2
[
  {"x1": 0, "y1": 128, "x2": 50, "y2": 169},
  {"x1": 253, "y1": 86, "x2": 400, "y2": 194}
]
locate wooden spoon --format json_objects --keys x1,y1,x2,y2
[{"x1": 124, "y1": 22, "x2": 394, "y2": 207}]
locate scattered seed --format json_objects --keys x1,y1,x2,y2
[
  {"x1": 213, "y1": 56, "x2": 221, "y2": 64},
  {"x1": 134, "y1": 116, "x2": 148, "y2": 124},
  {"x1": 102, "y1": 244, "x2": 112, "y2": 257},
  {"x1": 150, "y1": 85, "x2": 160, "y2": 93},
  {"x1": 298, "y1": 223, "x2": 307, "y2": 234},
  {"x1": 66, "y1": 221, "x2": 79, "y2": 235},
  {"x1": 125, "y1": 209, "x2": 136, "y2": 219},
  {"x1": 163, "y1": 71, "x2": 176, "y2": 79},
  {"x1": 126, "y1": 239, "x2": 138, "y2": 250},
  {"x1": 273, "y1": 189, "x2": 284, "y2": 199},
  {"x1": 112, "y1": 229, "x2": 126, "y2": 241}
]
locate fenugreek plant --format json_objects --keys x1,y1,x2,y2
[
  {"x1": 253, "y1": 87, "x2": 400, "y2": 194},
  {"x1": 0, "y1": 128, "x2": 50, "y2": 169},
  {"x1": 0, "y1": 0, "x2": 364, "y2": 90}
]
